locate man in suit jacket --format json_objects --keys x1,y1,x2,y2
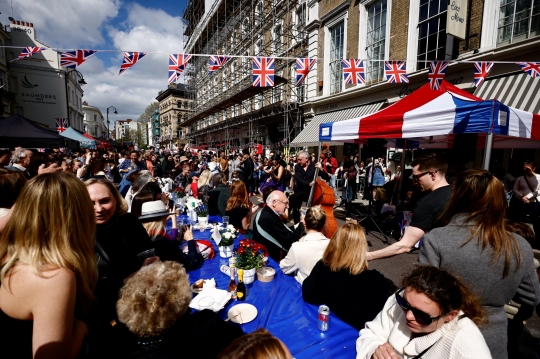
[{"x1": 253, "y1": 190, "x2": 305, "y2": 261}]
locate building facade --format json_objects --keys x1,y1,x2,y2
[
  {"x1": 291, "y1": 0, "x2": 540, "y2": 167},
  {"x1": 114, "y1": 119, "x2": 138, "y2": 144},
  {"x1": 0, "y1": 22, "x2": 13, "y2": 118},
  {"x1": 82, "y1": 102, "x2": 107, "y2": 138},
  {"x1": 155, "y1": 83, "x2": 193, "y2": 149},
  {"x1": 6, "y1": 19, "x2": 85, "y2": 131},
  {"x1": 182, "y1": 0, "x2": 309, "y2": 150}
]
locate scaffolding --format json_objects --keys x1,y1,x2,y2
[{"x1": 182, "y1": 0, "x2": 309, "y2": 151}]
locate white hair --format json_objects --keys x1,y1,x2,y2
[
  {"x1": 11, "y1": 148, "x2": 29, "y2": 164},
  {"x1": 266, "y1": 190, "x2": 282, "y2": 205},
  {"x1": 297, "y1": 150, "x2": 309, "y2": 159}
]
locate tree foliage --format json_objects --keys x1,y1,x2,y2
[{"x1": 138, "y1": 102, "x2": 159, "y2": 124}]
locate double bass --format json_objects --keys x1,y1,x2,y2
[{"x1": 306, "y1": 157, "x2": 338, "y2": 238}]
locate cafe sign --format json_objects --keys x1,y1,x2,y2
[{"x1": 446, "y1": 0, "x2": 468, "y2": 40}]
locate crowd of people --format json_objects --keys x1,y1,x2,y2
[{"x1": 0, "y1": 144, "x2": 539, "y2": 359}]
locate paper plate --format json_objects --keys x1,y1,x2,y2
[{"x1": 228, "y1": 303, "x2": 258, "y2": 324}]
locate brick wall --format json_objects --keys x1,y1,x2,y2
[
  {"x1": 389, "y1": 0, "x2": 410, "y2": 61},
  {"x1": 345, "y1": 2, "x2": 359, "y2": 89},
  {"x1": 457, "y1": 0, "x2": 484, "y2": 55}
]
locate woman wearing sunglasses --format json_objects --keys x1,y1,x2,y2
[
  {"x1": 418, "y1": 169, "x2": 540, "y2": 359},
  {"x1": 356, "y1": 266, "x2": 491, "y2": 359}
]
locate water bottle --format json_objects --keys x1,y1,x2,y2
[{"x1": 190, "y1": 202, "x2": 197, "y2": 223}]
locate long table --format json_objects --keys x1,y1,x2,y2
[{"x1": 169, "y1": 216, "x2": 358, "y2": 358}]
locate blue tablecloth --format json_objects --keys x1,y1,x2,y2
[{"x1": 179, "y1": 219, "x2": 358, "y2": 359}]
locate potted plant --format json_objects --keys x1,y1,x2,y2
[
  {"x1": 234, "y1": 239, "x2": 268, "y2": 284},
  {"x1": 218, "y1": 225, "x2": 238, "y2": 258},
  {"x1": 195, "y1": 203, "x2": 209, "y2": 225}
]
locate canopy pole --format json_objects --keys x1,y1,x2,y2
[{"x1": 483, "y1": 132, "x2": 494, "y2": 170}]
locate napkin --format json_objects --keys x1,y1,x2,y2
[
  {"x1": 203, "y1": 278, "x2": 216, "y2": 289},
  {"x1": 189, "y1": 288, "x2": 232, "y2": 312},
  {"x1": 212, "y1": 225, "x2": 222, "y2": 244}
]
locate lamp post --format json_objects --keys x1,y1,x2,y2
[
  {"x1": 106, "y1": 106, "x2": 118, "y2": 140},
  {"x1": 64, "y1": 69, "x2": 86, "y2": 129}
]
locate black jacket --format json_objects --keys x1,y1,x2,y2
[
  {"x1": 252, "y1": 206, "x2": 304, "y2": 261},
  {"x1": 294, "y1": 162, "x2": 316, "y2": 193},
  {"x1": 303, "y1": 261, "x2": 396, "y2": 330}
]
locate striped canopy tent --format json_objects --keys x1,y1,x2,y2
[
  {"x1": 319, "y1": 80, "x2": 540, "y2": 167},
  {"x1": 83, "y1": 133, "x2": 112, "y2": 149},
  {"x1": 59, "y1": 127, "x2": 95, "y2": 148}
]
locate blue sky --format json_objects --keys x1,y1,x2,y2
[{"x1": 0, "y1": 0, "x2": 190, "y2": 122}]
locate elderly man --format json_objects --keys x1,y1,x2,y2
[
  {"x1": 367, "y1": 154, "x2": 451, "y2": 260},
  {"x1": 5, "y1": 148, "x2": 33, "y2": 178},
  {"x1": 253, "y1": 190, "x2": 305, "y2": 261},
  {"x1": 289, "y1": 150, "x2": 316, "y2": 224}
]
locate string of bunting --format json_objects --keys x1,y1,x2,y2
[{"x1": 9, "y1": 47, "x2": 540, "y2": 90}]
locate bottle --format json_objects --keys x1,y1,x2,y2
[
  {"x1": 236, "y1": 269, "x2": 246, "y2": 301},
  {"x1": 227, "y1": 267, "x2": 237, "y2": 299},
  {"x1": 190, "y1": 202, "x2": 197, "y2": 223}
]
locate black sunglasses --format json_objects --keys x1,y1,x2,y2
[
  {"x1": 395, "y1": 291, "x2": 445, "y2": 326},
  {"x1": 411, "y1": 170, "x2": 437, "y2": 181}
]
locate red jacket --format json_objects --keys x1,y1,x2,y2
[{"x1": 322, "y1": 157, "x2": 338, "y2": 175}]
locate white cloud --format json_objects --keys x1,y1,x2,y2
[
  {"x1": 0, "y1": 0, "x2": 121, "y2": 48},
  {"x1": 82, "y1": 3, "x2": 187, "y2": 122},
  {"x1": 1, "y1": 0, "x2": 187, "y2": 125}
]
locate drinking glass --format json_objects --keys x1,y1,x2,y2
[{"x1": 222, "y1": 216, "x2": 229, "y2": 227}]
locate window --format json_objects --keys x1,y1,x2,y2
[
  {"x1": 94, "y1": 114, "x2": 98, "y2": 121},
  {"x1": 272, "y1": 86, "x2": 282, "y2": 103},
  {"x1": 366, "y1": 0, "x2": 387, "y2": 83},
  {"x1": 255, "y1": 39, "x2": 264, "y2": 56},
  {"x1": 329, "y1": 21, "x2": 345, "y2": 95},
  {"x1": 274, "y1": 25, "x2": 283, "y2": 54},
  {"x1": 255, "y1": 1, "x2": 264, "y2": 25},
  {"x1": 417, "y1": 0, "x2": 448, "y2": 70},
  {"x1": 498, "y1": 0, "x2": 540, "y2": 45},
  {"x1": 297, "y1": 3, "x2": 307, "y2": 27},
  {"x1": 177, "y1": 101, "x2": 182, "y2": 108}
]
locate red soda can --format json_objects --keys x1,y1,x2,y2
[{"x1": 317, "y1": 305, "x2": 330, "y2": 331}]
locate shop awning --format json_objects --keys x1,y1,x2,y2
[
  {"x1": 290, "y1": 101, "x2": 386, "y2": 146},
  {"x1": 474, "y1": 71, "x2": 540, "y2": 113}
]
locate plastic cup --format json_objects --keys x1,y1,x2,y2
[
  {"x1": 198, "y1": 296, "x2": 215, "y2": 311},
  {"x1": 137, "y1": 248, "x2": 155, "y2": 264},
  {"x1": 222, "y1": 216, "x2": 229, "y2": 226}
]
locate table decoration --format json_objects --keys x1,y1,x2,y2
[
  {"x1": 234, "y1": 239, "x2": 268, "y2": 284},
  {"x1": 218, "y1": 225, "x2": 239, "y2": 258}
]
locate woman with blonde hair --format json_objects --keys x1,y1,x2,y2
[
  {"x1": 280, "y1": 206, "x2": 329, "y2": 284},
  {"x1": 197, "y1": 169, "x2": 212, "y2": 200},
  {"x1": 302, "y1": 223, "x2": 396, "y2": 330},
  {"x1": 419, "y1": 169, "x2": 540, "y2": 359},
  {"x1": 0, "y1": 172, "x2": 97, "y2": 359},
  {"x1": 116, "y1": 261, "x2": 243, "y2": 359},
  {"x1": 225, "y1": 181, "x2": 259, "y2": 234},
  {"x1": 217, "y1": 328, "x2": 293, "y2": 359}
]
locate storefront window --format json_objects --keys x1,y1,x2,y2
[
  {"x1": 498, "y1": 0, "x2": 540, "y2": 45},
  {"x1": 329, "y1": 21, "x2": 344, "y2": 95}
]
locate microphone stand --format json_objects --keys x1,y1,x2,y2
[{"x1": 349, "y1": 158, "x2": 391, "y2": 245}]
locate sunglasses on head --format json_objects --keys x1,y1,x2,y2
[{"x1": 395, "y1": 291, "x2": 445, "y2": 326}]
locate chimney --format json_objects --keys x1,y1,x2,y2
[
  {"x1": 16, "y1": 20, "x2": 21, "y2": 25},
  {"x1": 30, "y1": 23, "x2": 33, "y2": 27}
]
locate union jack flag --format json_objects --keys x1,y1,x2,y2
[
  {"x1": 119, "y1": 52, "x2": 147, "y2": 75},
  {"x1": 209, "y1": 56, "x2": 230, "y2": 75},
  {"x1": 473, "y1": 62, "x2": 494, "y2": 87},
  {"x1": 60, "y1": 50, "x2": 97, "y2": 69},
  {"x1": 516, "y1": 62, "x2": 540, "y2": 78},
  {"x1": 384, "y1": 61, "x2": 408, "y2": 83},
  {"x1": 427, "y1": 61, "x2": 448, "y2": 90},
  {"x1": 169, "y1": 54, "x2": 192, "y2": 83},
  {"x1": 295, "y1": 58, "x2": 316, "y2": 86},
  {"x1": 37, "y1": 148, "x2": 46, "y2": 153},
  {"x1": 11, "y1": 47, "x2": 47, "y2": 62},
  {"x1": 252, "y1": 57, "x2": 275, "y2": 87},
  {"x1": 342, "y1": 59, "x2": 365, "y2": 85},
  {"x1": 55, "y1": 118, "x2": 68, "y2": 133}
]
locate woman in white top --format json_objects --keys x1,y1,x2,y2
[
  {"x1": 356, "y1": 266, "x2": 491, "y2": 359},
  {"x1": 279, "y1": 206, "x2": 329, "y2": 284}
]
